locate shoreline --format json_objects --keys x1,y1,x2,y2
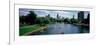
[
  {"x1": 23, "y1": 25, "x2": 47, "y2": 36},
  {"x1": 74, "y1": 23, "x2": 89, "y2": 27}
]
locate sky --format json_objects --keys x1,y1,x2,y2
[{"x1": 19, "y1": 8, "x2": 90, "y2": 19}]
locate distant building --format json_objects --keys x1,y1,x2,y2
[
  {"x1": 87, "y1": 13, "x2": 90, "y2": 24},
  {"x1": 46, "y1": 14, "x2": 50, "y2": 18},
  {"x1": 57, "y1": 14, "x2": 60, "y2": 19},
  {"x1": 78, "y1": 11, "x2": 84, "y2": 23},
  {"x1": 72, "y1": 15, "x2": 75, "y2": 19}
]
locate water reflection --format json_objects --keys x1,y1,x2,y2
[
  {"x1": 29, "y1": 23, "x2": 89, "y2": 35},
  {"x1": 78, "y1": 25, "x2": 89, "y2": 33}
]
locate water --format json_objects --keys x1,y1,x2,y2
[{"x1": 29, "y1": 23, "x2": 89, "y2": 35}]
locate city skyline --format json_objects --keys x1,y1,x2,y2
[{"x1": 19, "y1": 8, "x2": 90, "y2": 19}]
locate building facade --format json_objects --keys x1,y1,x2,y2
[{"x1": 78, "y1": 11, "x2": 84, "y2": 23}]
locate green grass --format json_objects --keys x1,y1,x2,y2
[{"x1": 19, "y1": 24, "x2": 41, "y2": 36}]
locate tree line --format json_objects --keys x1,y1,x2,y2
[{"x1": 20, "y1": 11, "x2": 89, "y2": 27}]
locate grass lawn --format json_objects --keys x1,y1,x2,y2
[{"x1": 19, "y1": 24, "x2": 42, "y2": 36}]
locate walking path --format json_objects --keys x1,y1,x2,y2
[{"x1": 23, "y1": 26, "x2": 47, "y2": 35}]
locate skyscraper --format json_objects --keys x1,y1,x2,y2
[{"x1": 78, "y1": 11, "x2": 84, "y2": 23}]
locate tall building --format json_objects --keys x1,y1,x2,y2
[
  {"x1": 72, "y1": 15, "x2": 75, "y2": 19},
  {"x1": 87, "y1": 13, "x2": 90, "y2": 24},
  {"x1": 78, "y1": 11, "x2": 84, "y2": 23},
  {"x1": 57, "y1": 14, "x2": 60, "y2": 19},
  {"x1": 46, "y1": 14, "x2": 50, "y2": 18}
]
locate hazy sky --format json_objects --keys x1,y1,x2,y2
[{"x1": 19, "y1": 8, "x2": 90, "y2": 19}]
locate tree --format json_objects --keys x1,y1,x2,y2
[
  {"x1": 19, "y1": 15, "x2": 26, "y2": 26},
  {"x1": 26, "y1": 11, "x2": 37, "y2": 25},
  {"x1": 64, "y1": 18, "x2": 69, "y2": 23}
]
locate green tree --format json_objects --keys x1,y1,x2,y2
[
  {"x1": 64, "y1": 18, "x2": 68, "y2": 22},
  {"x1": 20, "y1": 16, "x2": 26, "y2": 26},
  {"x1": 26, "y1": 11, "x2": 37, "y2": 25}
]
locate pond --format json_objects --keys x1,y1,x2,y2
[{"x1": 29, "y1": 23, "x2": 89, "y2": 35}]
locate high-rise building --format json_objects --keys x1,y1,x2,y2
[
  {"x1": 87, "y1": 13, "x2": 90, "y2": 24},
  {"x1": 78, "y1": 11, "x2": 84, "y2": 23},
  {"x1": 57, "y1": 14, "x2": 59, "y2": 19},
  {"x1": 72, "y1": 15, "x2": 75, "y2": 19}
]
